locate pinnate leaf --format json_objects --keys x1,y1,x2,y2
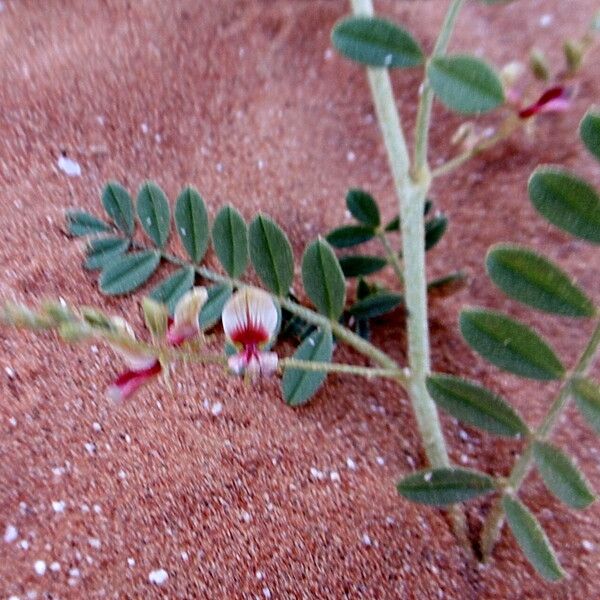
[
  {"x1": 349, "y1": 291, "x2": 402, "y2": 319},
  {"x1": 428, "y1": 55, "x2": 504, "y2": 115},
  {"x1": 580, "y1": 109, "x2": 600, "y2": 162},
  {"x1": 102, "y1": 181, "x2": 134, "y2": 236},
  {"x1": 249, "y1": 215, "x2": 294, "y2": 296},
  {"x1": 212, "y1": 205, "x2": 248, "y2": 278},
  {"x1": 175, "y1": 187, "x2": 209, "y2": 262},
  {"x1": 528, "y1": 167, "x2": 600, "y2": 244},
  {"x1": 326, "y1": 225, "x2": 375, "y2": 248},
  {"x1": 425, "y1": 214, "x2": 448, "y2": 250},
  {"x1": 339, "y1": 255, "x2": 387, "y2": 278},
  {"x1": 199, "y1": 283, "x2": 233, "y2": 331},
  {"x1": 331, "y1": 16, "x2": 424, "y2": 68},
  {"x1": 533, "y1": 441, "x2": 595, "y2": 509},
  {"x1": 460, "y1": 309, "x2": 564, "y2": 380},
  {"x1": 346, "y1": 188, "x2": 380, "y2": 227},
  {"x1": 84, "y1": 236, "x2": 129, "y2": 271},
  {"x1": 302, "y1": 238, "x2": 346, "y2": 320},
  {"x1": 149, "y1": 266, "x2": 195, "y2": 314},
  {"x1": 426, "y1": 374, "x2": 527, "y2": 437},
  {"x1": 282, "y1": 328, "x2": 333, "y2": 406},
  {"x1": 99, "y1": 250, "x2": 160, "y2": 295},
  {"x1": 503, "y1": 495, "x2": 564, "y2": 582},
  {"x1": 66, "y1": 211, "x2": 111, "y2": 237},
  {"x1": 486, "y1": 244, "x2": 595, "y2": 317},
  {"x1": 137, "y1": 182, "x2": 171, "y2": 248},
  {"x1": 572, "y1": 378, "x2": 600, "y2": 435},
  {"x1": 397, "y1": 468, "x2": 495, "y2": 506}
]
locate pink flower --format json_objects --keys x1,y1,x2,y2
[
  {"x1": 108, "y1": 287, "x2": 207, "y2": 401},
  {"x1": 221, "y1": 287, "x2": 279, "y2": 378},
  {"x1": 166, "y1": 287, "x2": 208, "y2": 346},
  {"x1": 518, "y1": 86, "x2": 571, "y2": 119}
]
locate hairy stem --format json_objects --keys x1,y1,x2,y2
[
  {"x1": 280, "y1": 357, "x2": 408, "y2": 381},
  {"x1": 480, "y1": 318, "x2": 600, "y2": 560},
  {"x1": 378, "y1": 232, "x2": 404, "y2": 286},
  {"x1": 350, "y1": 0, "x2": 470, "y2": 547},
  {"x1": 413, "y1": 0, "x2": 466, "y2": 174}
]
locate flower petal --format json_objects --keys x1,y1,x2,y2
[
  {"x1": 107, "y1": 317, "x2": 157, "y2": 370},
  {"x1": 518, "y1": 86, "x2": 571, "y2": 119},
  {"x1": 107, "y1": 359, "x2": 162, "y2": 402},
  {"x1": 222, "y1": 287, "x2": 278, "y2": 348},
  {"x1": 167, "y1": 287, "x2": 208, "y2": 346}
]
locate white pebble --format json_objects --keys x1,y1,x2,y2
[
  {"x1": 149, "y1": 568, "x2": 169, "y2": 585},
  {"x1": 4, "y1": 524, "x2": 18, "y2": 543},
  {"x1": 84, "y1": 442, "x2": 96, "y2": 455},
  {"x1": 89, "y1": 538, "x2": 101, "y2": 549},
  {"x1": 57, "y1": 155, "x2": 81, "y2": 177},
  {"x1": 210, "y1": 402, "x2": 223, "y2": 416},
  {"x1": 5, "y1": 366, "x2": 15, "y2": 378},
  {"x1": 9, "y1": 416, "x2": 17, "y2": 426},
  {"x1": 50, "y1": 561, "x2": 61, "y2": 572},
  {"x1": 127, "y1": 557, "x2": 136, "y2": 567},
  {"x1": 34, "y1": 560, "x2": 46, "y2": 575},
  {"x1": 346, "y1": 457, "x2": 357, "y2": 470},
  {"x1": 18, "y1": 539, "x2": 29, "y2": 550},
  {"x1": 118, "y1": 469, "x2": 127, "y2": 480},
  {"x1": 384, "y1": 53, "x2": 393, "y2": 66},
  {"x1": 310, "y1": 467, "x2": 325, "y2": 480},
  {"x1": 424, "y1": 472, "x2": 432, "y2": 482},
  {"x1": 582, "y1": 540, "x2": 595, "y2": 552},
  {"x1": 385, "y1": 516, "x2": 395, "y2": 526},
  {"x1": 256, "y1": 570, "x2": 264, "y2": 580},
  {"x1": 52, "y1": 500, "x2": 66, "y2": 513},
  {"x1": 539, "y1": 13, "x2": 553, "y2": 27},
  {"x1": 362, "y1": 533, "x2": 372, "y2": 547},
  {"x1": 346, "y1": 150, "x2": 356, "y2": 162},
  {"x1": 92, "y1": 422, "x2": 102, "y2": 432},
  {"x1": 69, "y1": 567, "x2": 80, "y2": 578},
  {"x1": 240, "y1": 510, "x2": 252, "y2": 523},
  {"x1": 263, "y1": 587, "x2": 272, "y2": 599},
  {"x1": 51, "y1": 466, "x2": 65, "y2": 476},
  {"x1": 375, "y1": 456, "x2": 385, "y2": 466},
  {"x1": 324, "y1": 48, "x2": 333, "y2": 60},
  {"x1": 330, "y1": 471, "x2": 341, "y2": 483},
  {"x1": 180, "y1": 551, "x2": 189, "y2": 561},
  {"x1": 141, "y1": 122, "x2": 149, "y2": 134}
]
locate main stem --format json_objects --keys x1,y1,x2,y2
[{"x1": 480, "y1": 318, "x2": 600, "y2": 560}]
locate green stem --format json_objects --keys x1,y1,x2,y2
[
  {"x1": 480, "y1": 318, "x2": 600, "y2": 561},
  {"x1": 378, "y1": 232, "x2": 404, "y2": 285},
  {"x1": 280, "y1": 357, "x2": 407, "y2": 381},
  {"x1": 413, "y1": 0, "x2": 466, "y2": 174}
]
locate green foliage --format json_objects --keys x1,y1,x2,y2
[
  {"x1": 137, "y1": 182, "x2": 171, "y2": 248},
  {"x1": 502, "y1": 495, "x2": 564, "y2": 582},
  {"x1": 349, "y1": 290, "x2": 403, "y2": 319},
  {"x1": 460, "y1": 309, "x2": 565, "y2": 381},
  {"x1": 428, "y1": 55, "x2": 505, "y2": 115},
  {"x1": 249, "y1": 215, "x2": 294, "y2": 296},
  {"x1": 175, "y1": 187, "x2": 210, "y2": 263},
  {"x1": 572, "y1": 378, "x2": 600, "y2": 435},
  {"x1": 397, "y1": 468, "x2": 495, "y2": 506},
  {"x1": 326, "y1": 225, "x2": 375, "y2": 248},
  {"x1": 528, "y1": 168, "x2": 600, "y2": 244},
  {"x1": 426, "y1": 374, "x2": 528, "y2": 437},
  {"x1": 84, "y1": 237, "x2": 129, "y2": 271},
  {"x1": 66, "y1": 211, "x2": 111, "y2": 237},
  {"x1": 149, "y1": 266, "x2": 195, "y2": 315},
  {"x1": 302, "y1": 238, "x2": 346, "y2": 320},
  {"x1": 199, "y1": 283, "x2": 233, "y2": 331},
  {"x1": 212, "y1": 205, "x2": 249, "y2": 278},
  {"x1": 533, "y1": 441, "x2": 595, "y2": 509},
  {"x1": 331, "y1": 16, "x2": 424, "y2": 68},
  {"x1": 339, "y1": 255, "x2": 387, "y2": 278},
  {"x1": 486, "y1": 244, "x2": 595, "y2": 317},
  {"x1": 102, "y1": 181, "x2": 134, "y2": 236},
  {"x1": 580, "y1": 110, "x2": 600, "y2": 163},
  {"x1": 346, "y1": 188, "x2": 380, "y2": 227},
  {"x1": 282, "y1": 328, "x2": 333, "y2": 406},
  {"x1": 425, "y1": 214, "x2": 448, "y2": 251},
  {"x1": 99, "y1": 250, "x2": 161, "y2": 295}
]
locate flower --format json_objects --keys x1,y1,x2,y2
[
  {"x1": 221, "y1": 287, "x2": 279, "y2": 377},
  {"x1": 166, "y1": 287, "x2": 208, "y2": 346},
  {"x1": 107, "y1": 287, "x2": 208, "y2": 401},
  {"x1": 106, "y1": 317, "x2": 161, "y2": 402},
  {"x1": 517, "y1": 86, "x2": 572, "y2": 119}
]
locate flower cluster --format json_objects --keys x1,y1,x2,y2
[{"x1": 107, "y1": 286, "x2": 279, "y2": 401}]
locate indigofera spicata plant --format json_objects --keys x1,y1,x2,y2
[{"x1": 2, "y1": 0, "x2": 600, "y2": 584}]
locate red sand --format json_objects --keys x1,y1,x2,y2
[{"x1": 0, "y1": 0, "x2": 599, "y2": 597}]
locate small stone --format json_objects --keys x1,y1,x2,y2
[
  {"x1": 148, "y1": 568, "x2": 169, "y2": 585},
  {"x1": 5, "y1": 366, "x2": 15, "y2": 378},
  {"x1": 89, "y1": 538, "x2": 101, "y2": 549},
  {"x1": 210, "y1": 402, "x2": 223, "y2": 416},
  {"x1": 4, "y1": 524, "x2": 18, "y2": 543},
  {"x1": 362, "y1": 533, "x2": 372, "y2": 547},
  {"x1": 92, "y1": 422, "x2": 101, "y2": 432},
  {"x1": 310, "y1": 467, "x2": 324, "y2": 480},
  {"x1": 180, "y1": 551, "x2": 189, "y2": 561},
  {"x1": 118, "y1": 470, "x2": 127, "y2": 480},
  {"x1": 256, "y1": 570, "x2": 264, "y2": 581},
  {"x1": 127, "y1": 557, "x2": 135, "y2": 567},
  {"x1": 240, "y1": 510, "x2": 252, "y2": 523},
  {"x1": 84, "y1": 442, "x2": 96, "y2": 455},
  {"x1": 141, "y1": 122, "x2": 149, "y2": 134},
  {"x1": 346, "y1": 150, "x2": 356, "y2": 162},
  {"x1": 34, "y1": 560, "x2": 46, "y2": 576},
  {"x1": 263, "y1": 587, "x2": 272, "y2": 599},
  {"x1": 582, "y1": 540, "x2": 595, "y2": 552},
  {"x1": 330, "y1": 471, "x2": 341, "y2": 483},
  {"x1": 57, "y1": 155, "x2": 81, "y2": 177},
  {"x1": 375, "y1": 456, "x2": 385, "y2": 466},
  {"x1": 52, "y1": 500, "x2": 66, "y2": 513},
  {"x1": 93, "y1": 504, "x2": 102, "y2": 514},
  {"x1": 50, "y1": 561, "x2": 61, "y2": 572},
  {"x1": 19, "y1": 539, "x2": 29, "y2": 550},
  {"x1": 346, "y1": 457, "x2": 357, "y2": 471},
  {"x1": 539, "y1": 13, "x2": 553, "y2": 27}
]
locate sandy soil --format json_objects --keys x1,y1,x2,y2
[{"x1": 0, "y1": 0, "x2": 599, "y2": 598}]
